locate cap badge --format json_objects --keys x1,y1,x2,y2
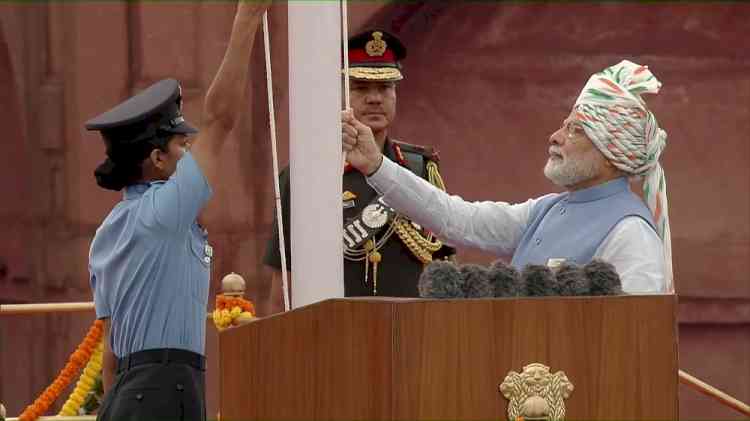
[
  {"x1": 170, "y1": 116, "x2": 185, "y2": 127},
  {"x1": 365, "y1": 31, "x2": 387, "y2": 57}
]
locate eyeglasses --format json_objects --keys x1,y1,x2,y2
[{"x1": 563, "y1": 120, "x2": 585, "y2": 140}]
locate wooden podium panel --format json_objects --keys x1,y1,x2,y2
[
  {"x1": 391, "y1": 296, "x2": 678, "y2": 419},
  {"x1": 220, "y1": 295, "x2": 677, "y2": 420},
  {"x1": 220, "y1": 300, "x2": 394, "y2": 420}
]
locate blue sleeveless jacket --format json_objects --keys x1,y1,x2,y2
[{"x1": 511, "y1": 177, "x2": 655, "y2": 268}]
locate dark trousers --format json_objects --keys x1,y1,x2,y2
[{"x1": 97, "y1": 349, "x2": 206, "y2": 421}]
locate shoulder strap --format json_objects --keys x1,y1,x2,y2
[{"x1": 389, "y1": 138, "x2": 442, "y2": 179}]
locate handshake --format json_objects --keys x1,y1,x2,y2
[{"x1": 418, "y1": 259, "x2": 623, "y2": 299}]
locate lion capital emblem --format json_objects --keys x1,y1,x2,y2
[{"x1": 499, "y1": 363, "x2": 574, "y2": 421}]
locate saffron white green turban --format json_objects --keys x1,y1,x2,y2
[{"x1": 574, "y1": 60, "x2": 673, "y2": 291}]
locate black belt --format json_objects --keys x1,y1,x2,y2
[{"x1": 117, "y1": 348, "x2": 205, "y2": 374}]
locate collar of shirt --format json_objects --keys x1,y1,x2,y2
[
  {"x1": 123, "y1": 180, "x2": 166, "y2": 200},
  {"x1": 567, "y1": 177, "x2": 629, "y2": 204}
]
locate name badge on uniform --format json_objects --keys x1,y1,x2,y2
[
  {"x1": 204, "y1": 244, "x2": 213, "y2": 264},
  {"x1": 547, "y1": 258, "x2": 566, "y2": 269}
]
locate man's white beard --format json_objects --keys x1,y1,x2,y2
[{"x1": 544, "y1": 149, "x2": 602, "y2": 188}]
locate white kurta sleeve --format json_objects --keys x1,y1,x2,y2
[
  {"x1": 367, "y1": 157, "x2": 535, "y2": 255},
  {"x1": 594, "y1": 216, "x2": 666, "y2": 293}
]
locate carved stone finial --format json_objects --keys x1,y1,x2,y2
[
  {"x1": 1, "y1": 402, "x2": 7, "y2": 420},
  {"x1": 221, "y1": 272, "x2": 246, "y2": 296}
]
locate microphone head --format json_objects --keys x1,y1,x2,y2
[
  {"x1": 418, "y1": 260, "x2": 464, "y2": 298},
  {"x1": 554, "y1": 262, "x2": 590, "y2": 296},
  {"x1": 584, "y1": 259, "x2": 624, "y2": 295},
  {"x1": 521, "y1": 264, "x2": 557, "y2": 297},
  {"x1": 460, "y1": 263, "x2": 493, "y2": 298},
  {"x1": 488, "y1": 259, "x2": 525, "y2": 297}
]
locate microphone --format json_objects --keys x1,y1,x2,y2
[
  {"x1": 418, "y1": 260, "x2": 464, "y2": 298},
  {"x1": 584, "y1": 259, "x2": 624, "y2": 295},
  {"x1": 460, "y1": 263, "x2": 493, "y2": 298},
  {"x1": 488, "y1": 260, "x2": 525, "y2": 297},
  {"x1": 554, "y1": 263, "x2": 590, "y2": 296},
  {"x1": 521, "y1": 264, "x2": 558, "y2": 297}
]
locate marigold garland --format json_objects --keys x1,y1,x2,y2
[
  {"x1": 19, "y1": 319, "x2": 104, "y2": 421},
  {"x1": 216, "y1": 295, "x2": 255, "y2": 313},
  {"x1": 58, "y1": 339, "x2": 104, "y2": 416},
  {"x1": 212, "y1": 294, "x2": 255, "y2": 331}
]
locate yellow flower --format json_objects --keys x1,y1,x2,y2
[
  {"x1": 61, "y1": 402, "x2": 77, "y2": 415},
  {"x1": 235, "y1": 312, "x2": 255, "y2": 325},
  {"x1": 84, "y1": 366, "x2": 98, "y2": 378},
  {"x1": 69, "y1": 393, "x2": 83, "y2": 406},
  {"x1": 81, "y1": 374, "x2": 96, "y2": 388}
]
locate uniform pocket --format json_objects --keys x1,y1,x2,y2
[{"x1": 109, "y1": 387, "x2": 181, "y2": 421}]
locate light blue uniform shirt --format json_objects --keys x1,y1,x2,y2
[{"x1": 89, "y1": 152, "x2": 213, "y2": 357}]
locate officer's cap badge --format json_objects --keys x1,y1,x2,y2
[{"x1": 365, "y1": 31, "x2": 387, "y2": 57}]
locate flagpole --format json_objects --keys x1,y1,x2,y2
[
  {"x1": 288, "y1": 2, "x2": 345, "y2": 307},
  {"x1": 262, "y1": 11, "x2": 290, "y2": 312},
  {"x1": 341, "y1": 0, "x2": 350, "y2": 110}
]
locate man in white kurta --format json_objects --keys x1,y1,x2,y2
[{"x1": 342, "y1": 60, "x2": 673, "y2": 294}]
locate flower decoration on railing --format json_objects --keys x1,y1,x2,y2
[
  {"x1": 212, "y1": 272, "x2": 256, "y2": 331},
  {"x1": 19, "y1": 319, "x2": 104, "y2": 421},
  {"x1": 59, "y1": 339, "x2": 104, "y2": 416}
]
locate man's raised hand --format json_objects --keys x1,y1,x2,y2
[{"x1": 341, "y1": 109, "x2": 383, "y2": 176}]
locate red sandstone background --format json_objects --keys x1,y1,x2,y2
[{"x1": 0, "y1": 2, "x2": 747, "y2": 419}]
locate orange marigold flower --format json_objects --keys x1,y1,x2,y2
[
  {"x1": 23, "y1": 407, "x2": 37, "y2": 419},
  {"x1": 61, "y1": 366, "x2": 76, "y2": 379},
  {"x1": 71, "y1": 351, "x2": 87, "y2": 366},
  {"x1": 20, "y1": 410, "x2": 33, "y2": 421}
]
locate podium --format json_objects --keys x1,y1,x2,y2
[{"x1": 219, "y1": 295, "x2": 678, "y2": 420}]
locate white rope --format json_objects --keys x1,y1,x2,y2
[
  {"x1": 341, "y1": 0, "x2": 350, "y2": 110},
  {"x1": 263, "y1": 11, "x2": 290, "y2": 313},
  {"x1": 340, "y1": 0, "x2": 350, "y2": 173}
]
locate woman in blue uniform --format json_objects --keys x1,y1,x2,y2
[{"x1": 85, "y1": 2, "x2": 269, "y2": 420}]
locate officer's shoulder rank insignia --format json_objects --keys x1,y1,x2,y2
[
  {"x1": 366, "y1": 31, "x2": 387, "y2": 57},
  {"x1": 390, "y1": 139, "x2": 439, "y2": 163}
]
